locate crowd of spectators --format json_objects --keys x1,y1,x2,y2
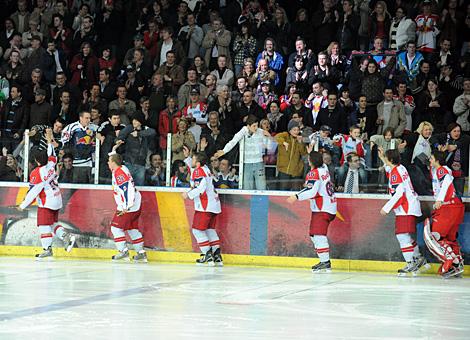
[{"x1": 0, "y1": 0, "x2": 469, "y2": 195}]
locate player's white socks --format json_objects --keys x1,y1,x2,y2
[
  {"x1": 53, "y1": 224, "x2": 66, "y2": 241},
  {"x1": 396, "y1": 233, "x2": 414, "y2": 263},
  {"x1": 312, "y1": 235, "x2": 330, "y2": 262},
  {"x1": 111, "y1": 226, "x2": 127, "y2": 252},
  {"x1": 38, "y1": 225, "x2": 53, "y2": 249},
  {"x1": 128, "y1": 229, "x2": 144, "y2": 252},
  {"x1": 192, "y1": 229, "x2": 211, "y2": 253},
  {"x1": 206, "y1": 228, "x2": 221, "y2": 252}
]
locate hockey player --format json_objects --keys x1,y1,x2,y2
[
  {"x1": 182, "y1": 151, "x2": 223, "y2": 266},
  {"x1": 107, "y1": 149, "x2": 147, "y2": 262},
  {"x1": 424, "y1": 150, "x2": 465, "y2": 278},
  {"x1": 287, "y1": 151, "x2": 337, "y2": 273},
  {"x1": 378, "y1": 148, "x2": 428, "y2": 276},
  {"x1": 17, "y1": 129, "x2": 75, "y2": 258}
]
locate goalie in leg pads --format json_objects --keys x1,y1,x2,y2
[{"x1": 425, "y1": 151, "x2": 465, "y2": 278}]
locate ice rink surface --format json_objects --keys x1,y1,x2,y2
[{"x1": 1, "y1": 257, "x2": 470, "y2": 340}]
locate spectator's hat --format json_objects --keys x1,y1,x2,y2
[
  {"x1": 422, "y1": 0, "x2": 432, "y2": 5},
  {"x1": 261, "y1": 80, "x2": 271, "y2": 86},
  {"x1": 35, "y1": 88, "x2": 46, "y2": 96},
  {"x1": 320, "y1": 125, "x2": 332, "y2": 133},
  {"x1": 288, "y1": 119, "x2": 300, "y2": 132},
  {"x1": 126, "y1": 64, "x2": 136, "y2": 72},
  {"x1": 190, "y1": 87, "x2": 200, "y2": 95},
  {"x1": 134, "y1": 33, "x2": 144, "y2": 41}
]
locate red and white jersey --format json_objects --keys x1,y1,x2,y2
[
  {"x1": 112, "y1": 165, "x2": 141, "y2": 212},
  {"x1": 20, "y1": 144, "x2": 62, "y2": 211},
  {"x1": 305, "y1": 95, "x2": 327, "y2": 125},
  {"x1": 187, "y1": 165, "x2": 221, "y2": 214},
  {"x1": 415, "y1": 14, "x2": 440, "y2": 53},
  {"x1": 382, "y1": 165, "x2": 422, "y2": 216},
  {"x1": 431, "y1": 166, "x2": 461, "y2": 204},
  {"x1": 297, "y1": 165, "x2": 337, "y2": 215},
  {"x1": 333, "y1": 134, "x2": 366, "y2": 164},
  {"x1": 182, "y1": 102, "x2": 208, "y2": 124}
]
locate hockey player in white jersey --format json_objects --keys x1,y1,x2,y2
[
  {"x1": 182, "y1": 151, "x2": 223, "y2": 266},
  {"x1": 107, "y1": 150, "x2": 147, "y2": 262},
  {"x1": 17, "y1": 129, "x2": 75, "y2": 258},
  {"x1": 287, "y1": 150, "x2": 337, "y2": 273},
  {"x1": 378, "y1": 148, "x2": 429, "y2": 276}
]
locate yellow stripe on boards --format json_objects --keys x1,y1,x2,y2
[
  {"x1": 16, "y1": 187, "x2": 31, "y2": 206},
  {"x1": 155, "y1": 192, "x2": 193, "y2": 251},
  {"x1": 0, "y1": 245, "x2": 465, "y2": 277}
]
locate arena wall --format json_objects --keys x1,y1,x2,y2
[{"x1": 0, "y1": 183, "x2": 469, "y2": 273}]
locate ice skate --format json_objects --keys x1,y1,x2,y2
[
  {"x1": 112, "y1": 249, "x2": 130, "y2": 261},
  {"x1": 412, "y1": 256, "x2": 431, "y2": 276},
  {"x1": 35, "y1": 247, "x2": 53, "y2": 260},
  {"x1": 63, "y1": 232, "x2": 76, "y2": 253},
  {"x1": 133, "y1": 251, "x2": 148, "y2": 263},
  {"x1": 311, "y1": 260, "x2": 331, "y2": 273},
  {"x1": 442, "y1": 262, "x2": 464, "y2": 279},
  {"x1": 213, "y1": 248, "x2": 223, "y2": 267},
  {"x1": 196, "y1": 250, "x2": 214, "y2": 266},
  {"x1": 397, "y1": 262, "x2": 416, "y2": 276}
]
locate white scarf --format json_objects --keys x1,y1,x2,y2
[{"x1": 412, "y1": 134, "x2": 431, "y2": 163}]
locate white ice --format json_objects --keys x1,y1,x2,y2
[{"x1": 0, "y1": 257, "x2": 469, "y2": 340}]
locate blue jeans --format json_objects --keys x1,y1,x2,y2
[
  {"x1": 243, "y1": 162, "x2": 266, "y2": 190},
  {"x1": 126, "y1": 164, "x2": 146, "y2": 186}
]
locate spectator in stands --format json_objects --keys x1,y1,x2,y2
[
  {"x1": 415, "y1": 0, "x2": 440, "y2": 54},
  {"x1": 169, "y1": 159, "x2": 190, "y2": 187},
  {"x1": 210, "y1": 55, "x2": 234, "y2": 88},
  {"x1": 200, "y1": 111, "x2": 231, "y2": 159},
  {"x1": 29, "y1": 119, "x2": 64, "y2": 154},
  {"x1": 72, "y1": 14, "x2": 97, "y2": 52},
  {"x1": 153, "y1": 26, "x2": 185, "y2": 69},
  {"x1": 171, "y1": 117, "x2": 196, "y2": 161},
  {"x1": 2, "y1": 49, "x2": 23, "y2": 84},
  {"x1": 156, "y1": 50, "x2": 185, "y2": 95},
  {"x1": 454, "y1": 79, "x2": 470, "y2": 134},
  {"x1": 255, "y1": 81, "x2": 277, "y2": 111},
  {"x1": 396, "y1": 41, "x2": 424, "y2": 85},
  {"x1": 255, "y1": 38, "x2": 283, "y2": 86},
  {"x1": 233, "y1": 23, "x2": 257, "y2": 76},
  {"x1": 10, "y1": 0, "x2": 30, "y2": 34},
  {"x1": 311, "y1": 0, "x2": 339, "y2": 53},
  {"x1": 304, "y1": 82, "x2": 328, "y2": 128},
  {"x1": 337, "y1": 0, "x2": 360, "y2": 55},
  {"x1": 334, "y1": 125, "x2": 368, "y2": 186},
  {"x1": 28, "y1": 88, "x2": 52, "y2": 128},
  {"x1": 124, "y1": 34, "x2": 150, "y2": 67},
  {"x1": 192, "y1": 55, "x2": 209, "y2": 82},
  {"x1": 350, "y1": 94, "x2": 378, "y2": 141},
  {"x1": 43, "y1": 39, "x2": 66, "y2": 84},
  {"x1": 430, "y1": 122, "x2": 470, "y2": 196},
  {"x1": 182, "y1": 87, "x2": 208, "y2": 125},
  {"x1": 0, "y1": 18, "x2": 19, "y2": 53},
  {"x1": 1, "y1": 85, "x2": 29, "y2": 153},
  {"x1": 239, "y1": 58, "x2": 257, "y2": 88},
  {"x1": 389, "y1": 6, "x2": 416, "y2": 51},
  {"x1": 177, "y1": 67, "x2": 208, "y2": 109},
  {"x1": 326, "y1": 42, "x2": 348, "y2": 82},
  {"x1": 145, "y1": 152, "x2": 166, "y2": 186},
  {"x1": 376, "y1": 87, "x2": 407, "y2": 138},
  {"x1": 369, "y1": 1, "x2": 391, "y2": 49},
  {"x1": 61, "y1": 110, "x2": 98, "y2": 184},
  {"x1": 202, "y1": 17, "x2": 232, "y2": 70},
  {"x1": 285, "y1": 91, "x2": 308, "y2": 120},
  {"x1": 69, "y1": 42, "x2": 99, "y2": 91},
  {"x1": 95, "y1": 2, "x2": 121, "y2": 58},
  {"x1": 314, "y1": 92, "x2": 348, "y2": 135},
  {"x1": 394, "y1": 81, "x2": 415, "y2": 133},
  {"x1": 22, "y1": 20, "x2": 42, "y2": 49},
  {"x1": 336, "y1": 152, "x2": 366, "y2": 193},
  {"x1": 116, "y1": 113, "x2": 157, "y2": 186},
  {"x1": 123, "y1": 64, "x2": 146, "y2": 104},
  {"x1": 52, "y1": 72, "x2": 79, "y2": 108},
  {"x1": 266, "y1": 101, "x2": 287, "y2": 134},
  {"x1": 58, "y1": 153, "x2": 74, "y2": 183},
  {"x1": 80, "y1": 83, "x2": 107, "y2": 116},
  {"x1": 361, "y1": 60, "x2": 387, "y2": 107},
  {"x1": 133, "y1": 48, "x2": 152, "y2": 80},
  {"x1": 49, "y1": 13, "x2": 73, "y2": 57},
  {"x1": 0, "y1": 152, "x2": 20, "y2": 182},
  {"x1": 108, "y1": 85, "x2": 137, "y2": 126},
  {"x1": 275, "y1": 119, "x2": 307, "y2": 191},
  {"x1": 214, "y1": 158, "x2": 239, "y2": 189},
  {"x1": 346, "y1": 56, "x2": 368, "y2": 102},
  {"x1": 207, "y1": 85, "x2": 234, "y2": 133},
  {"x1": 51, "y1": 90, "x2": 78, "y2": 125},
  {"x1": 338, "y1": 88, "x2": 357, "y2": 127},
  {"x1": 23, "y1": 68, "x2": 50, "y2": 104},
  {"x1": 178, "y1": 13, "x2": 203, "y2": 67},
  {"x1": 286, "y1": 57, "x2": 309, "y2": 96},
  {"x1": 234, "y1": 89, "x2": 265, "y2": 130},
  {"x1": 414, "y1": 79, "x2": 451, "y2": 134},
  {"x1": 98, "y1": 68, "x2": 117, "y2": 103},
  {"x1": 214, "y1": 114, "x2": 271, "y2": 190},
  {"x1": 144, "y1": 19, "x2": 160, "y2": 61}
]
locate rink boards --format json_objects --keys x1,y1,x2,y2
[{"x1": 0, "y1": 183, "x2": 469, "y2": 272}]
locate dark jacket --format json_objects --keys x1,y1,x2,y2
[
  {"x1": 430, "y1": 132, "x2": 470, "y2": 176},
  {"x1": 1, "y1": 97, "x2": 30, "y2": 136},
  {"x1": 314, "y1": 105, "x2": 348, "y2": 136},
  {"x1": 117, "y1": 125, "x2": 157, "y2": 166},
  {"x1": 28, "y1": 101, "x2": 53, "y2": 128}
]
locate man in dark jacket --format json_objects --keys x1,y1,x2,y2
[
  {"x1": 116, "y1": 112, "x2": 156, "y2": 186},
  {"x1": 1, "y1": 85, "x2": 29, "y2": 152},
  {"x1": 234, "y1": 90, "x2": 265, "y2": 130},
  {"x1": 314, "y1": 92, "x2": 348, "y2": 135},
  {"x1": 28, "y1": 88, "x2": 52, "y2": 128}
]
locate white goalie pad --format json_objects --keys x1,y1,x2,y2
[{"x1": 423, "y1": 218, "x2": 454, "y2": 263}]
